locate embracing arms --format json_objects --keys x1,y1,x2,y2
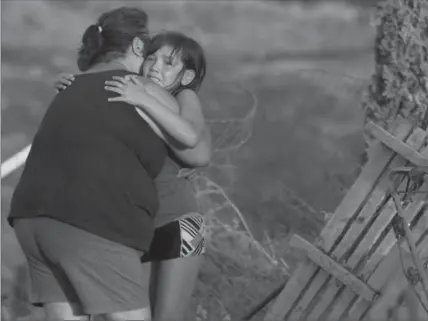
[
  {"x1": 169, "y1": 90, "x2": 211, "y2": 167},
  {"x1": 54, "y1": 73, "x2": 211, "y2": 167},
  {"x1": 105, "y1": 76, "x2": 203, "y2": 149}
]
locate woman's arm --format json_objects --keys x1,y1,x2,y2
[
  {"x1": 54, "y1": 73, "x2": 75, "y2": 92},
  {"x1": 105, "y1": 77, "x2": 201, "y2": 148}
]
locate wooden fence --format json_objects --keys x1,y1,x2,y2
[{"x1": 264, "y1": 119, "x2": 428, "y2": 321}]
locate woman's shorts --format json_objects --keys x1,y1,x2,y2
[
  {"x1": 13, "y1": 217, "x2": 150, "y2": 315},
  {"x1": 142, "y1": 213, "x2": 205, "y2": 263}
]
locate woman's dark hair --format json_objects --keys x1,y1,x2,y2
[
  {"x1": 144, "y1": 31, "x2": 207, "y2": 94},
  {"x1": 77, "y1": 7, "x2": 150, "y2": 72}
]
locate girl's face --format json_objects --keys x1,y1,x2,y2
[{"x1": 142, "y1": 45, "x2": 184, "y2": 89}]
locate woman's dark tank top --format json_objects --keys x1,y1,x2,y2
[
  {"x1": 154, "y1": 155, "x2": 198, "y2": 227},
  {"x1": 8, "y1": 70, "x2": 167, "y2": 252}
]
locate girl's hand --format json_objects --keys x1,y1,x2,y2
[
  {"x1": 54, "y1": 73, "x2": 75, "y2": 93},
  {"x1": 123, "y1": 74, "x2": 152, "y2": 87},
  {"x1": 105, "y1": 76, "x2": 153, "y2": 106},
  {"x1": 121, "y1": 75, "x2": 168, "y2": 101},
  {"x1": 123, "y1": 75, "x2": 180, "y2": 113}
]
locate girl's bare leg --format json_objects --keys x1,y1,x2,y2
[{"x1": 150, "y1": 255, "x2": 203, "y2": 321}]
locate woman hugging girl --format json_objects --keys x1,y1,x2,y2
[{"x1": 56, "y1": 30, "x2": 211, "y2": 321}]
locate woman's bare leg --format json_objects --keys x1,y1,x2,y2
[{"x1": 150, "y1": 255, "x2": 203, "y2": 321}]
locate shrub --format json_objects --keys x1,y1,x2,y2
[{"x1": 362, "y1": 0, "x2": 428, "y2": 130}]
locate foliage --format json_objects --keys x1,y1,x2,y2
[{"x1": 362, "y1": 0, "x2": 428, "y2": 130}]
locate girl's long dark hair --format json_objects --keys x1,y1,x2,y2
[{"x1": 144, "y1": 31, "x2": 207, "y2": 94}]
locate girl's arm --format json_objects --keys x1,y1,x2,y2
[
  {"x1": 105, "y1": 77, "x2": 211, "y2": 167},
  {"x1": 136, "y1": 88, "x2": 211, "y2": 167},
  {"x1": 168, "y1": 126, "x2": 212, "y2": 167},
  {"x1": 105, "y1": 76, "x2": 202, "y2": 148}
]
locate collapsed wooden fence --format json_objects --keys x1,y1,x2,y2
[{"x1": 262, "y1": 119, "x2": 428, "y2": 321}]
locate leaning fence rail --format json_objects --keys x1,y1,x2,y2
[{"x1": 1, "y1": 144, "x2": 31, "y2": 179}]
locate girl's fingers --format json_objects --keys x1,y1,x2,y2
[
  {"x1": 111, "y1": 76, "x2": 129, "y2": 84},
  {"x1": 108, "y1": 96, "x2": 126, "y2": 102},
  {"x1": 130, "y1": 76, "x2": 144, "y2": 86},
  {"x1": 105, "y1": 80, "x2": 124, "y2": 88},
  {"x1": 104, "y1": 86, "x2": 124, "y2": 95}
]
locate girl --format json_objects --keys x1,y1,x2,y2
[{"x1": 55, "y1": 31, "x2": 211, "y2": 321}]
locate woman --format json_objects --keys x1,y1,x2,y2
[
  {"x1": 55, "y1": 31, "x2": 211, "y2": 321},
  {"x1": 7, "y1": 7, "x2": 191, "y2": 321}
]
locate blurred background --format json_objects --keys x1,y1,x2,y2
[{"x1": 2, "y1": 0, "x2": 379, "y2": 320}]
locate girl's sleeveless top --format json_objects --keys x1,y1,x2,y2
[{"x1": 154, "y1": 155, "x2": 199, "y2": 227}]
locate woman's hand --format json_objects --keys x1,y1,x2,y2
[{"x1": 54, "y1": 73, "x2": 75, "y2": 93}]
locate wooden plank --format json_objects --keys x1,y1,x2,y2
[
  {"x1": 317, "y1": 121, "x2": 413, "y2": 252},
  {"x1": 346, "y1": 198, "x2": 428, "y2": 320},
  {"x1": 287, "y1": 128, "x2": 426, "y2": 321},
  {"x1": 327, "y1": 201, "x2": 426, "y2": 321},
  {"x1": 308, "y1": 200, "x2": 406, "y2": 321},
  {"x1": 364, "y1": 250, "x2": 417, "y2": 321},
  {"x1": 365, "y1": 230, "x2": 428, "y2": 321},
  {"x1": 311, "y1": 140, "x2": 428, "y2": 321},
  {"x1": 365, "y1": 251, "x2": 412, "y2": 321},
  {"x1": 413, "y1": 207, "x2": 428, "y2": 245},
  {"x1": 349, "y1": 211, "x2": 428, "y2": 321},
  {"x1": 349, "y1": 223, "x2": 428, "y2": 321},
  {"x1": 263, "y1": 122, "x2": 412, "y2": 321},
  {"x1": 324, "y1": 146, "x2": 428, "y2": 321},
  {"x1": 413, "y1": 202, "x2": 428, "y2": 247},
  {"x1": 361, "y1": 146, "x2": 428, "y2": 280},
  {"x1": 344, "y1": 148, "x2": 428, "y2": 320},
  {"x1": 288, "y1": 234, "x2": 377, "y2": 301},
  {"x1": 406, "y1": 216, "x2": 428, "y2": 316},
  {"x1": 367, "y1": 121, "x2": 428, "y2": 166},
  {"x1": 349, "y1": 244, "x2": 401, "y2": 320},
  {"x1": 297, "y1": 190, "x2": 392, "y2": 320}
]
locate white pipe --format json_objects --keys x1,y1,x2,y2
[{"x1": 1, "y1": 144, "x2": 31, "y2": 179}]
